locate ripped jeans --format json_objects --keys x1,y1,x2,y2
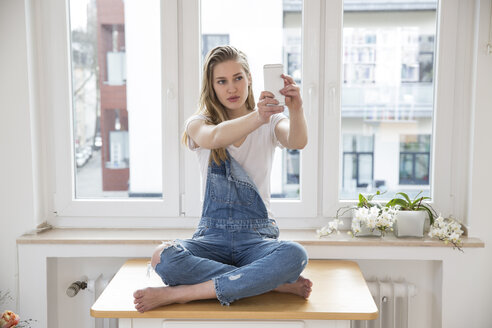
[{"x1": 154, "y1": 217, "x2": 308, "y2": 306}]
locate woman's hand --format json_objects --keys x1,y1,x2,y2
[
  {"x1": 257, "y1": 91, "x2": 285, "y2": 124},
  {"x1": 280, "y1": 74, "x2": 302, "y2": 112}
]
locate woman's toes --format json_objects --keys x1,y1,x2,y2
[{"x1": 133, "y1": 289, "x2": 144, "y2": 298}]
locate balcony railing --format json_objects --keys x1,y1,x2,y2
[{"x1": 341, "y1": 83, "x2": 434, "y2": 120}]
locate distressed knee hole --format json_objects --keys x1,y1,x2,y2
[
  {"x1": 151, "y1": 240, "x2": 180, "y2": 269},
  {"x1": 228, "y1": 274, "x2": 242, "y2": 281}
]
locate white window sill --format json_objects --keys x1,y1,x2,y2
[{"x1": 17, "y1": 228, "x2": 484, "y2": 248}]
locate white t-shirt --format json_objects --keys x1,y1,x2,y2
[{"x1": 185, "y1": 113, "x2": 287, "y2": 218}]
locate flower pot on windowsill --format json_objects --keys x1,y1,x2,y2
[
  {"x1": 353, "y1": 222, "x2": 382, "y2": 237},
  {"x1": 394, "y1": 210, "x2": 427, "y2": 238}
]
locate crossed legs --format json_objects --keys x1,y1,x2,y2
[{"x1": 134, "y1": 239, "x2": 313, "y2": 312}]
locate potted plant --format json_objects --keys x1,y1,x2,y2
[
  {"x1": 335, "y1": 191, "x2": 397, "y2": 237},
  {"x1": 386, "y1": 191, "x2": 437, "y2": 238}
]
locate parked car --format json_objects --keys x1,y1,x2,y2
[
  {"x1": 75, "y1": 145, "x2": 93, "y2": 168},
  {"x1": 93, "y1": 132, "x2": 102, "y2": 150}
]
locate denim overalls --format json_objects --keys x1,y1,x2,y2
[{"x1": 154, "y1": 155, "x2": 308, "y2": 305}]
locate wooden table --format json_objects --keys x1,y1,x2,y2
[{"x1": 91, "y1": 259, "x2": 378, "y2": 328}]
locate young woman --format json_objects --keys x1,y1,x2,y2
[{"x1": 133, "y1": 45, "x2": 312, "y2": 312}]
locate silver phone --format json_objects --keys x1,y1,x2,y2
[{"x1": 263, "y1": 64, "x2": 285, "y2": 106}]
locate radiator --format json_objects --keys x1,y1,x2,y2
[
  {"x1": 89, "y1": 274, "x2": 118, "y2": 328},
  {"x1": 351, "y1": 280, "x2": 417, "y2": 328}
]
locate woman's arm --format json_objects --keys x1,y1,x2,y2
[
  {"x1": 187, "y1": 105, "x2": 284, "y2": 150},
  {"x1": 269, "y1": 74, "x2": 308, "y2": 149}
]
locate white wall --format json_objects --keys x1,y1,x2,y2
[
  {"x1": 1, "y1": 0, "x2": 492, "y2": 326},
  {"x1": 0, "y1": 0, "x2": 40, "y2": 312},
  {"x1": 48, "y1": 258, "x2": 126, "y2": 328},
  {"x1": 462, "y1": 0, "x2": 492, "y2": 326}
]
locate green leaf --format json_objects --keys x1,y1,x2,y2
[
  {"x1": 413, "y1": 195, "x2": 431, "y2": 209},
  {"x1": 410, "y1": 197, "x2": 423, "y2": 208},
  {"x1": 358, "y1": 193, "x2": 368, "y2": 207},
  {"x1": 392, "y1": 198, "x2": 409, "y2": 209},
  {"x1": 420, "y1": 204, "x2": 435, "y2": 225},
  {"x1": 396, "y1": 192, "x2": 412, "y2": 204},
  {"x1": 413, "y1": 190, "x2": 423, "y2": 200},
  {"x1": 385, "y1": 199, "x2": 395, "y2": 207}
]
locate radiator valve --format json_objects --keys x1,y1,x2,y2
[{"x1": 66, "y1": 280, "x2": 88, "y2": 297}]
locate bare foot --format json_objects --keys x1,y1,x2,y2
[
  {"x1": 133, "y1": 286, "x2": 184, "y2": 313},
  {"x1": 133, "y1": 280, "x2": 216, "y2": 313},
  {"x1": 274, "y1": 276, "x2": 313, "y2": 299}
]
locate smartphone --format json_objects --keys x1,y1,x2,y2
[{"x1": 263, "y1": 64, "x2": 285, "y2": 106}]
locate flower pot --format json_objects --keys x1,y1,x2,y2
[
  {"x1": 354, "y1": 222, "x2": 382, "y2": 237},
  {"x1": 394, "y1": 210, "x2": 427, "y2": 237}
]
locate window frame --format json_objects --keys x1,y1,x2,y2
[
  {"x1": 32, "y1": 0, "x2": 472, "y2": 227},
  {"x1": 40, "y1": 0, "x2": 180, "y2": 219},
  {"x1": 322, "y1": 0, "x2": 471, "y2": 223},
  {"x1": 181, "y1": 0, "x2": 320, "y2": 218}
]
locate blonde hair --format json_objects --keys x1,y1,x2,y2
[{"x1": 182, "y1": 45, "x2": 255, "y2": 165}]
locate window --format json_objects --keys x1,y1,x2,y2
[
  {"x1": 339, "y1": 0, "x2": 437, "y2": 201},
  {"x1": 70, "y1": 0, "x2": 165, "y2": 199},
  {"x1": 183, "y1": 0, "x2": 319, "y2": 217},
  {"x1": 323, "y1": 0, "x2": 465, "y2": 218},
  {"x1": 36, "y1": 0, "x2": 469, "y2": 226},
  {"x1": 399, "y1": 135, "x2": 431, "y2": 185},
  {"x1": 48, "y1": 0, "x2": 180, "y2": 218},
  {"x1": 200, "y1": 0, "x2": 303, "y2": 200},
  {"x1": 342, "y1": 135, "x2": 375, "y2": 196}
]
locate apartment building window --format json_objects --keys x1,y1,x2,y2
[
  {"x1": 342, "y1": 135, "x2": 375, "y2": 197},
  {"x1": 202, "y1": 34, "x2": 230, "y2": 60},
  {"x1": 399, "y1": 135, "x2": 431, "y2": 185}
]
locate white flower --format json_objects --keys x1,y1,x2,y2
[
  {"x1": 351, "y1": 205, "x2": 398, "y2": 236},
  {"x1": 369, "y1": 206, "x2": 380, "y2": 218},
  {"x1": 328, "y1": 218, "x2": 343, "y2": 234},
  {"x1": 317, "y1": 218, "x2": 344, "y2": 237},
  {"x1": 351, "y1": 216, "x2": 362, "y2": 234},
  {"x1": 316, "y1": 225, "x2": 331, "y2": 237},
  {"x1": 449, "y1": 233, "x2": 460, "y2": 243},
  {"x1": 354, "y1": 207, "x2": 368, "y2": 221},
  {"x1": 366, "y1": 216, "x2": 377, "y2": 229},
  {"x1": 377, "y1": 208, "x2": 396, "y2": 231},
  {"x1": 428, "y1": 215, "x2": 464, "y2": 250}
]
